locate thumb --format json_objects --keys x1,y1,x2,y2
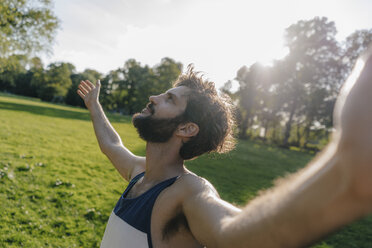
[{"x1": 96, "y1": 79, "x2": 101, "y2": 88}]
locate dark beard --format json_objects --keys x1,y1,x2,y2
[{"x1": 132, "y1": 112, "x2": 186, "y2": 143}]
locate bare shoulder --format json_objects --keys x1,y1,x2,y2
[
  {"x1": 173, "y1": 171, "x2": 241, "y2": 247},
  {"x1": 175, "y1": 171, "x2": 220, "y2": 199}
]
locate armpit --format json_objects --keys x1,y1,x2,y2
[{"x1": 162, "y1": 211, "x2": 190, "y2": 240}]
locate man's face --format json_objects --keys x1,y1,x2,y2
[{"x1": 132, "y1": 86, "x2": 190, "y2": 143}]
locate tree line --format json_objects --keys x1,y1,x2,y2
[
  {"x1": 0, "y1": 56, "x2": 182, "y2": 114},
  {"x1": 1, "y1": 1, "x2": 372, "y2": 149},
  {"x1": 222, "y1": 17, "x2": 372, "y2": 150}
]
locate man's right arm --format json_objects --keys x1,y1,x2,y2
[
  {"x1": 182, "y1": 45, "x2": 372, "y2": 248},
  {"x1": 77, "y1": 80, "x2": 145, "y2": 181}
]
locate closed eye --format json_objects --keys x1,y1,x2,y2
[{"x1": 167, "y1": 93, "x2": 175, "y2": 103}]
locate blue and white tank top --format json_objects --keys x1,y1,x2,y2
[{"x1": 100, "y1": 172, "x2": 178, "y2": 248}]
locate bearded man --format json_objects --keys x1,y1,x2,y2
[{"x1": 77, "y1": 46, "x2": 372, "y2": 248}]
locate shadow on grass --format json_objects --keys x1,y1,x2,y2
[{"x1": 0, "y1": 100, "x2": 131, "y2": 123}]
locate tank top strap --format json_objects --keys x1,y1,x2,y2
[
  {"x1": 122, "y1": 172, "x2": 145, "y2": 197},
  {"x1": 130, "y1": 172, "x2": 145, "y2": 184}
]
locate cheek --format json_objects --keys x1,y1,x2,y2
[{"x1": 155, "y1": 105, "x2": 183, "y2": 119}]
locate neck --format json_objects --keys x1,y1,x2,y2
[{"x1": 144, "y1": 138, "x2": 185, "y2": 183}]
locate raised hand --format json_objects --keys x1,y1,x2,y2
[{"x1": 77, "y1": 80, "x2": 101, "y2": 109}]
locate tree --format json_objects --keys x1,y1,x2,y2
[
  {"x1": 280, "y1": 17, "x2": 343, "y2": 147},
  {"x1": 153, "y1": 57, "x2": 183, "y2": 93},
  {"x1": 36, "y1": 62, "x2": 75, "y2": 102},
  {"x1": 104, "y1": 58, "x2": 183, "y2": 114},
  {"x1": 99, "y1": 69, "x2": 123, "y2": 111},
  {"x1": 0, "y1": 0, "x2": 59, "y2": 59},
  {"x1": 235, "y1": 63, "x2": 269, "y2": 139},
  {"x1": 253, "y1": 62, "x2": 282, "y2": 142},
  {"x1": 231, "y1": 17, "x2": 347, "y2": 148},
  {"x1": 13, "y1": 57, "x2": 44, "y2": 97},
  {"x1": 0, "y1": 54, "x2": 28, "y2": 91},
  {"x1": 120, "y1": 59, "x2": 152, "y2": 114},
  {"x1": 135, "y1": 57, "x2": 182, "y2": 113},
  {"x1": 0, "y1": 0, "x2": 59, "y2": 98}
]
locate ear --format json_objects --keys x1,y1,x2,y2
[{"x1": 175, "y1": 122, "x2": 199, "y2": 138}]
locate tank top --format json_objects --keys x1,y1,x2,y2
[{"x1": 100, "y1": 172, "x2": 178, "y2": 248}]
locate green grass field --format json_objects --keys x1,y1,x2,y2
[{"x1": 1, "y1": 92, "x2": 371, "y2": 247}]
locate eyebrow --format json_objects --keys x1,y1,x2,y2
[{"x1": 166, "y1": 91, "x2": 180, "y2": 102}]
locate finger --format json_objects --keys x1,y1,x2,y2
[
  {"x1": 78, "y1": 83, "x2": 89, "y2": 94},
  {"x1": 81, "y1": 81, "x2": 93, "y2": 91},
  {"x1": 85, "y1": 80, "x2": 95, "y2": 89},
  {"x1": 78, "y1": 84, "x2": 89, "y2": 94},
  {"x1": 96, "y1": 79, "x2": 101, "y2": 88},
  {"x1": 77, "y1": 89, "x2": 85, "y2": 99}
]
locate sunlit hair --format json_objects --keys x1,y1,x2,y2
[{"x1": 173, "y1": 65, "x2": 236, "y2": 160}]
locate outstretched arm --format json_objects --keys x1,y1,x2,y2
[
  {"x1": 183, "y1": 46, "x2": 372, "y2": 248},
  {"x1": 77, "y1": 80, "x2": 145, "y2": 181}
]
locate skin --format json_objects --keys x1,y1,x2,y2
[{"x1": 77, "y1": 46, "x2": 372, "y2": 248}]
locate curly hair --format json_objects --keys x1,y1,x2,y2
[{"x1": 173, "y1": 65, "x2": 236, "y2": 160}]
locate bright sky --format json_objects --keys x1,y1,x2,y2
[{"x1": 43, "y1": 0, "x2": 372, "y2": 89}]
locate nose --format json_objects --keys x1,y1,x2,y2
[
  {"x1": 149, "y1": 94, "x2": 161, "y2": 104},
  {"x1": 149, "y1": 95, "x2": 156, "y2": 104}
]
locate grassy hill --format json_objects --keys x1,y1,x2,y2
[{"x1": 0, "y1": 92, "x2": 371, "y2": 247}]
